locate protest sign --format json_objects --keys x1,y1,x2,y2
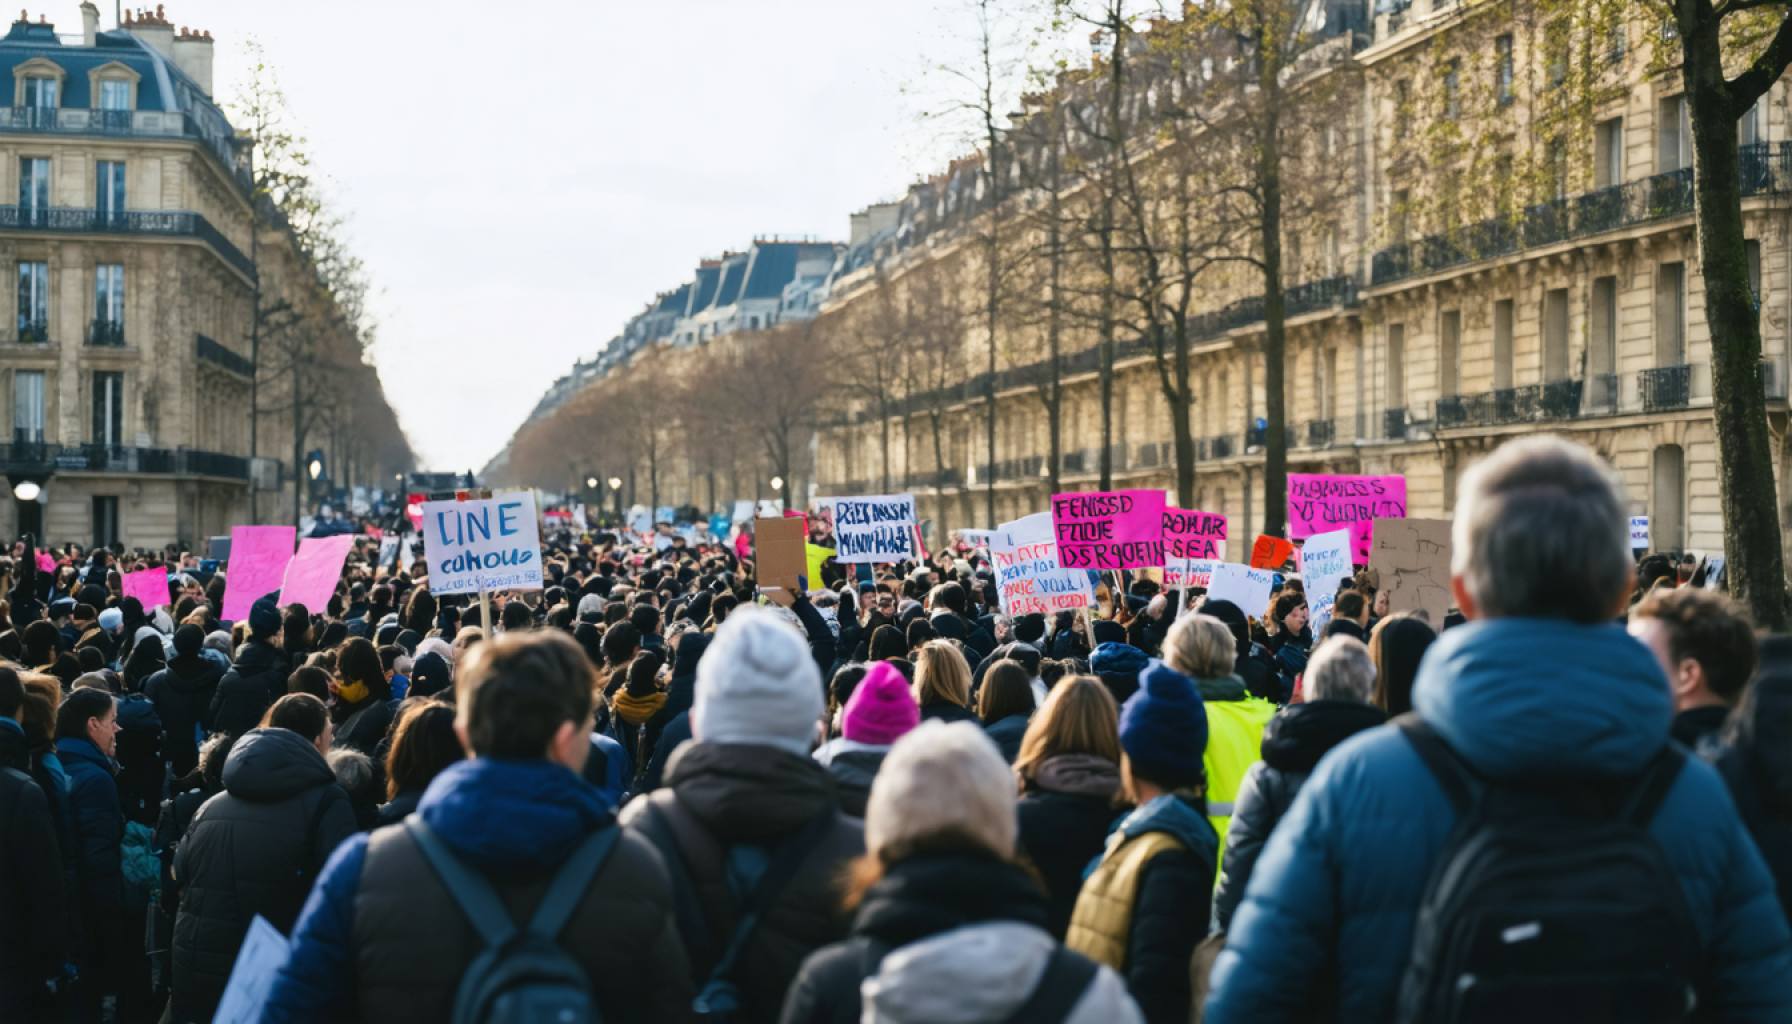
[
  {"x1": 992, "y1": 512, "x2": 1095, "y2": 617},
  {"x1": 806, "y1": 543, "x2": 835, "y2": 592},
  {"x1": 35, "y1": 550, "x2": 55, "y2": 574},
  {"x1": 1051, "y1": 490, "x2": 1167, "y2": 570},
  {"x1": 212, "y1": 914, "x2": 290, "y2": 1024},
  {"x1": 122, "y1": 567, "x2": 169, "y2": 611},
  {"x1": 1287, "y1": 473, "x2": 1407, "y2": 564},
  {"x1": 829, "y1": 493, "x2": 918, "y2": 563},
  {"x1": 955, "y1": 528, "x2": 1008, "y2": 550},
  {"x1": 731, "y1": 500, "x2": 755, "y2": 525},
  {"x1": 709, "y1": 513, "x2": 732, "y2": 537},
  {"x1": 279, "y1": 535, "x2": 355, "y2": 612},
  {"x1": 221, "y1": 526, "x2": 296, "y2": 621},
  {"x1": 404, "y1": 494, "x2": 426, "y2": 532},
  {"x1": 206, "y1": 535, "x2": 231, "y2": 561},
  {"x1": 421, "y1": 492, "x2": 544, "y2": 596},
  {"x1": 1630, "y1": 516, "x2": 1650, "y2": 550},
  {"x1": 1249, "y1": 534, "x2": 1296, "y2": 570},
  {"x1": 1299, "y1": 529, "x2": 1354, "y2": 633},
  {"x1": 1163, "y1": 558, "x2": 1215, "y2": 590},
  {"x1": 377, "y1": 535, "x2": 398, "y2": 568},
  {"x1": 754, "y1": 516, "x2": 808, "y2": 599},
  {"x1": 1206, "y1": 563, "x2": 1275, "y2": 615},
  {"x1": 1163, "y1": 508, "x2": 1227, "y2": 561},
  {"x1": 1369, "y1": 517, "x2": 1453, "y2": 627}
]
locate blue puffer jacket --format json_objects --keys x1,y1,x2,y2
[{"x1": 1206, "y1": 618, "x2": 1792, "y2": 1022}]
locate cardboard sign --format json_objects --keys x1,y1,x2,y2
[
  {"x1": 279, "y1": 535, "x2": 354, "y2": 612},
  {"x1": 421, "y1": 492, "x2": 544, "y2": 596},
  {"x1": 1298, "y1": 529, "x2": 1354, "y2": 633},
  {"x1": 1368, "y1": 517, "x2": 1453, "y2": 627},
  {"x1": 829, "y1": 493, "x2": 918, "y2": 563},
  {"x1": 1249, "y1": 535, "x2": 1296, "y2": 570},
  {"x1": 122, "y1": 567, "x2": 169, "y2": 611},
  {"x1": 1206, "y1": 563, "x2": 1276, "y2": 615},
  {"x1": 1287, "y1": 473, "x2": 1408, "y2": 565},
  {"x1": 1629, "y1": 516, "x2": 1650, "y2": 550},
  {"x1": 754, "y1": 516, "x2": 808, "y2": 597},
  {"x1": 992, "y1": 512, "x2": 1096, "y2": 617},
  {"x1": 221, "y1": 526, "x2": 297, "y2": 621},
  {"x1": 1051, "y1": 490, "x2": 1167, "y2": 570}
]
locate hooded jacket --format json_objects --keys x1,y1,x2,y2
[
  {"x1": 1206, "y1": 618, "x2": 1792, "y2": 1023},
  {"x1": 621, "y1": 740, "x2": 864, "y2": 1024},
  {"x1": 332, "y1": 691, "x2": 395, "y2": 759},
  {"x1": 55, "y1": 735, "x2": 123, "y2": 956},
  {"x1": 169, "y1": 727, "x2": 355, "y2": 1021},
  {"x1": 812, "y1": 738, "x2": 889, "y2": 817},
  {"x1": 1017, "y1": 754, "x2": 1122, "y2": 940},
  {"x1": 1211, "y1": 699, "x2": 1385, "y2": 932},
  {"x1": 0, "y1": 752, "x2": 65, "y2": 1003},
  {"x1": 209, "y1": 638, "x2": 288, "y2": 739},
  {"x1": 261, "y1": 757, "x2": 695, "y2": 1024},
  {"x1": 145, "y1": 654, "x2": 225, "y2": 775},
  {"x1": 780, "y1": 851, "x2": 1139, "y2": 1024},
  {"x1": 638, "y1": 632, "x2": 709, "y2": 791}
]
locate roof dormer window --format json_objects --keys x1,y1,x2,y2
[
  {"x1": 22, "y1": 76, "x2": 56, "y2": 109},
  {"x1": 89, "y1": 62, "x2": 140, "y2": 119},
  {"x1": 99, "y1": 80, "x2": 130, "y2": 111}
]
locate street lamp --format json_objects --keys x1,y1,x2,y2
[
  {"x1": 586, "y1": 476, "x2": 598, "y2": 490},
  {"x1": 607, "y1": 476, "x2": 622, "y2": 492},
  {"x1": 608, "y1": 476, "x2": 624, "y2": 525},
  {"x1": 308, "y1": 458, "x2": 324, "y2": 481},
  {"x1": 770, "y1": 476, "x2": 784, "y2": 492},
  {"x1": 12, "y1": 480, "x2": 39, "y2": 502}
]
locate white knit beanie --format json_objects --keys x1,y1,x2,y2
[
  {"x1": 692, "y1": 606, "x2": 823, "y2": 758},
  {"x1": 865, "y1": 721, "x2": 1018, "y2": 861}
]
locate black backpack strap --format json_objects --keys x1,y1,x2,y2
[
  {"x1": 1000, "y1": 947, "x2": 1099, "y2": 1024},
  {"x1": 694, "y1": 809, "x2": 839, "y2": 1013},
  {"x1": 525, "y1": 825, "x2": 622, "y2": 940},
  {"x1": 406, "y1": 817, "x2": 520, "y2": 950},
  {"x1": 1395, "y1": 714, "x2": 1476, "y2": 815},
  {"x1": 1621, "y1": 744, "x2": 1686, "y2": 829}
]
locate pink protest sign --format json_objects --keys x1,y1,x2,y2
[
  {"x1": 35, "y1": 551, "x2": 55, "y2": 574},
  {"x1": 121, "y1": 567, "x2": 168, "y2": 610},
  {"x1": 221, "y1": 525, "x2": 296, "y2": 621},
  {"x1": 1163, "y1": 508, "x2": 1228, "y2": 562},
  {"x1": 1287, "y1": 473, "x2": 1407, "y2": 564},
  {"x1": 1051, "y1": 490, "x2": 1167, "y2": 570},
  {"x1": 279, "y1": 535, "x2": 355, "y2": 613}
]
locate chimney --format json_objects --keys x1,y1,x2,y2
[
  {"x1": 78, "y1": 0, "x2": 95, "y2": 45},
  {"x1": 131, "y1": 5, "x2": 174, "y2": 58},
  {"x1": 848, "y1": 210, "x2": 870, "y2": 248},
  {"x1": 172, "y1": 26, "x2": 213, "y2": 95}
]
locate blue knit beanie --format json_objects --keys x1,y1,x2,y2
[
  {"x1": 1118, "y1": 659, "x2": 1208, "y2": 789},
  {"x1": 1090, "y1": 642, "x2": 1149, "y2": 679}
]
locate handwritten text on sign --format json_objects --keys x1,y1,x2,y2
[
  {"x1": 992, "y1": 512, "x2": 1095, "y2": 617},
  {"x1": 1287, "y1": 473, "x2": 1407, "y2": 564},
  {"x1": 1299, "y1": 529, "x2": 1354, "y2": 633},
  {"x1": 829, "y1": 494, "x2": 918, "y2": 563},
  {"x1": 1163, "y1": 508, "x2": 1227, "y2": 561},
  {"x1": 422, "y1": 492, "x2": 544, "y2": 596},
  {"x1": 1052, "y1": 490, "x2": 1167, "y2": 570}
]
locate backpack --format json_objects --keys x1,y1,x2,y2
[
  {"x1": 407, "y1": 817, "x2": 621, "y2": 1024},
  {"x1": 858, "y1": 940, "x2": 1098, "y2": 1024},
  {"x1": 1394, "y1": 716, "x2": 1697, "y2": 1023}
]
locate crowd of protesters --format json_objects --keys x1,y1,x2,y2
[{"x1": 1, "y1": 433, "x2": 1790, "y2": 1023}]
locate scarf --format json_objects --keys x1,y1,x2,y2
[{"x1": 613, "y1": 689, "x2": 666, "y2": 726}]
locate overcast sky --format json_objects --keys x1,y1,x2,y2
[{"x1": 113, "y1": 0, "x2": 1055, "y2": 473}]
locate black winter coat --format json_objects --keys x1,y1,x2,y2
[
  {"x1": 983, "y1": 713, "x2": 1029, "y2": 763},
  {"x1": 145, "y1": 656, "x2": 225, "y2": 776},
  {"x1": 169, "y1": 727, "x2": 354, "y2": 1022},
  {"x1": 0, "y1": 761, "x2": 65, "y2": 1005},
  {"x1": 1016, "y1": 754, "x2": 1122, "y2": 939},
  {"x1": 620, "y1": 741, "x2": 864, "y2": 1024},
  {"x1": 1212, "y1": 699, "x2": 1385, "y2": 932},
  {"x1": 919, "y1": 701, "x2": 978, "y2": 727},
  {"x1": 779, "y1": 851, "x2": 1054, "y2": 1024},
  {"x1": 332, "y1": 693, "x2": 395, "y2": 758},
  {"x1": 55, "y1": 736, "x2": 123, "y2": 960},
  {"x1": 210, "y1": 639, "x2": 288, "y2": 739},
  {"x1": 113, "y1": 692, "x2": 163, "y2": 826}
]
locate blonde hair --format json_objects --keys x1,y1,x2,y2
[
  {"x1": 912, "y1": 640, "x2": 971, "y2": 708},
  {"x1": 1013, "y1": 676, "x2": 1121, "y2": 787},
  {"x1": 1163, "y1": 613, "x2": 1237, "y2": 679}
]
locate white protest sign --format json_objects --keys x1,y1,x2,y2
[
  {"x1": 830, "y1": 493, "x2": 919, "y2": 563},
  {"x1": 212, "y1": 914, "x2": 290, "y2": 1024},
  {"x1": 992, "y1": 512, "x2": 1095, "y2": 617},
  {"x1": 731, "y1": 500, "x2": 755, "y2": 525},
  {"x1": 421, "y1": 492, "x2": 544, "y2": 596},
  {"x1": 1630, "y1": 516, "x2": 1650, "y2": 549},
  {"x1": 377, "y1": 535, "x2": 398, "y2": 567},
  {"x1": 1206, "y1": 563, "x2": 1275, "y2": 615},
  {"x1": 955, "y1": 528, "x2": 1007, "y2": 549},
  {"x1": 1164, "y1": 558, "x2": 1215, "y2": 589},
  {"x1": 1298, "y1": 529, "x2": 1353, "y2": 634}
]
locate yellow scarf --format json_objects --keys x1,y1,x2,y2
[
  {"x1": 613, "y1": 689, "x2": 666, "y2": 726},
  {"x1": 336, "y1": 680, "x2": 369, "y2": 704}
]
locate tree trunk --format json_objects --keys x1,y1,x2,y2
[
  {"x1": 1260, "y1": 80, "x2": 1289, "y2": 539},
  {"x1": 290, "y1": 363, "x2": 303, "y2": 527},
  {"x1": 881, "y1": 404, "x2": 893, "y2": 492},
  {"x1": 1682, "y1": 16, "x2": 1790, "y2": 628},
  {"x1": 1173, "y1": 321, "x2": 1196, "y2": 507}
]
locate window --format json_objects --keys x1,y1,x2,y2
[
  {"x1": 1324, "y1": 347, "x2": 1338, "y2": 421},
  {"x1": 1594, "y1": 117, "x2": 1624, "y2": 189},
  {"x1": 94, "y1": 263, "x2": 123, "y2": 343},
  {"x1": 1440, "y1": 309, "x2": 1461, "y2": 397},
  {"x1": 1658, "y1": 95, "x2": 1690, "y2": 173},
  {"x1": 1548, "y1": 136, "x2": 1569, "y2": 199},
  {"x1": 17, "y1": 261, "x2": 47, "y2": 341},
  {"x1": 92, "y1": 496, "x2": 118, "y2": 549},
  {"x1": 98, "y1": 78, "x2": 130, "y2": 111},
  {"x1": 1323, "y1": 224, "x2": 1340, "y2": 275},
  {"x1": 92, "y1": 370, "x2": 122, "y2": 446},
  {"x1": 21, "y1": 76, "x2": 57, "y2": 109},
  {"x1": 1387, "y1": 323, "x2": 1406, "y2": 409},
  {"x1": 12, "y1": 369, "x2": 44, "y2": 443},
  {"x1": 1390, "y1": 188, "x2": 1410, "y2": 244},
  {"x1": 1493, "y1": 298, "x2": 1515, "y2": 389},
  {"x1": 1543, "y1": 287, "x2": 1570, "y2": 381},
  {"x1": 1608, "y1": 16, "x2": 1628, "y2": 62},
  {"x1": 1747, "y1": 238, "x2": 1762, "y2": 315},
  {"x1": 19, "y1": 157, "x2": 48, "y2": 222},
  {"x1": 1589, "y1": 276, "x2": 1618, "y2": 406},
  {"x1": 1442, "y1": 61, "x2": 1460, "y2": 118},
  {"x1": 1546, "y1": 21, "x2": 1569, "y2": 88},
  {"x1": 1651, "y1": 444, "x2": 1685, "y2": 554},
  {"x1": 1495, "y1": 35, "x2": 1514, "y2": 105},
  {"x1": 1656, "y1": 261, "x2": 1686, "y2": 366},
  {"x1": 96, "y1": 159, "x2": 124, "y2": 222},
  {"x1": 1740, "y1": 99, "x2": 1761, "y2": 146}
]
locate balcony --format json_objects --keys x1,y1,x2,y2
[
  {"x1": 0, "y1": 106, "x2": 252, "y2": 194},
  {"x1": 0, "y1": 206, "x2": 255, "y2": 281},
  {"x1": 1305, "y1": 419, "x2": 1335, "y2": 448},
  {"x1": 1584, "y1": 373, "x2": 1621, "y2": 414},
  {"x1": 1385, "y1": 408, "x2": 1409, "y2": 439},
  {"x1": 196, "y1": 334, "x2": 254, "y2": 378},
  {"x1": 0, "y1": 442, "x2": 250, "y2": 481},
  {"x1": 1369, "y1": 146, "x2": 1773, "y2": 287},
  {"x1": 1640, "y1": 364, "x2": 1692, "y2": 412},
  {"x1": 87, "y1": 318, "x2": 125, "y2": 347},
  {"x1": 16, "y1": 317, "x2": 46, "y2": 344}
]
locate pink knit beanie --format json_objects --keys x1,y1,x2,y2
[{"x1": 841, "y1": 662, "x2": 920, "y2": 746}]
